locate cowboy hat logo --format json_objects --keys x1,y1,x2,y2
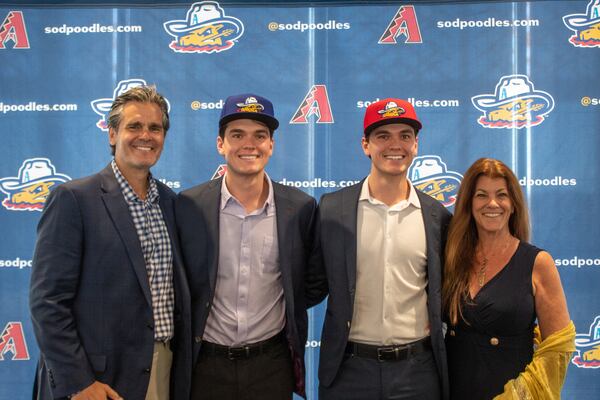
[
  {"x1": 0, "y1": 158, "x2": 70, "y2": 211},
  {"x1": 563, "y1": 0, "x2": 600, "y2": 48},
  {"x1": 236, "y1": 97, "x2": 265, "y2": 113},
  {"x1": 572, "y1": 316, "x2": 600, "y2": 368},
  {"x1": 471, "y1": 74, "x2": 554, "y2": 129},
  {"x1": 90, "y1": 79, "x2": 171, "y2": 132},
  {"x1": 408, "y1": 155, "x2": 462, "y2": 208},
  {"x1": 378, "y1": 101, "x2": 406, "y2": 118},
  {"x1": 164, "y1": 1, "x2": 244, "y2": 54}
]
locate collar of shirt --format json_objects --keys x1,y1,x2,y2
[
  {"x1": 111, "y1": 159, "x2": 159, "y2": 204},
  {"x1": 219, "y1": 173, "x2": 275, "y2": 217},
  {"x1": 359, "y1": 175, "x2": 421, "y2": 212}
]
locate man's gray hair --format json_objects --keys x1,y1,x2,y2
[{"x1": 107, "y1": 85, "x2": 170, "y2": 155}]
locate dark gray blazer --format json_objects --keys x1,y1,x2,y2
[
  {"x1": 29, "y1": 164, "x2": 192, "y2": 400},
  {"x1": 175, "y1": 176, "x2": 323, "y2": 397},
  {"x1": 316, "y1": 180, "x2": 451, "y2": 399}
]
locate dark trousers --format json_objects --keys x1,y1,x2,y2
[
  {"x1": 319, "y1": 348, "x2": 441, "y2": 400},
  {"x1": 191, "y1": 337, "x2": 294, "y2": 400}
]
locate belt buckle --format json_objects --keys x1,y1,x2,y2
[
  {"x1": 377, "y1": 347, "x2": 396, "y2": 362},
  {"x1": 227, "y1": 346, "x2": 250, "y2": 360}
]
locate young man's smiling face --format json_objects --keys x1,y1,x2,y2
[
  {"x1": 362, "y1": 122, "x2": 418, "y2": 179},
  {"x1": 217, "y1": 118, "x2": 273, "y2": 179}
]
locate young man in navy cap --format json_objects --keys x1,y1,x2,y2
[
  {"x1": 315, "y1": 99, "x2": 451, "y2": 399},
  {"x1": 175, "y1": 94, "x2": 325, "y2": 399}
]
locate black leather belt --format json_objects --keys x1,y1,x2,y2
[
  {"x1": 345, "y1": 337, "x2": 431, "y2": 362},
  {"x1": 200, "y1": 331, "x2": 285, "y2": 360}
]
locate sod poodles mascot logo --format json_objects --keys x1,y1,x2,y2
[
  {"x1": 563, "y1": 0, "x2": 600, "y2": 48},
  {"x1": 164, "y1": 1, "x2": 244, "y2": 53},
  {"x1": 472, "y1": 75, "x2": 554, "y2": 129},
  {"x1": 572, "y1": 316, "x2": 600, "y2": 368},
  {"x1": 0, "y1": 158, "x2": 70, "y2": 211},
  {"x1": 91, "y1": 79, "x2": 171, "y2": 132},
  {"x1": 408, "y1": 155, "x2": 462, "y2": 208}
]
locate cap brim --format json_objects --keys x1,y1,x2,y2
[
  {"x1": 365, "y1": 117, "x2": 422, "y2": 136},
  {"x1": 220, "y1": 112, "x2": 279, "y2": 131}
]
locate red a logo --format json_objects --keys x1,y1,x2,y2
[
  {"x1": 0, "y1": 11, "x2": 30, "y2": 49},
  {"x1": 379, "y1": 6, "x2": 422, "y2": 44},
  {"x1": 0, "y1": 322, "x2": 30, "y2": 360},
  {"x1": 290, "y1": 85, "x2": 334, "y2": 124}
]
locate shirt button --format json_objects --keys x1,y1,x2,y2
[
  {"x1": 144, "y1": 368, "x2": 151, "y2": 373},
  {"x1": 490, "y1": 337, "x2": 499, "y2": 346},
  {"x1": 194, "y1": 336, "x2": 202, "y2": 343}
]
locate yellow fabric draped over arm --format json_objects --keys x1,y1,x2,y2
[{"x1": 494, "y1": 321, "x2": 576, "y2": 400}]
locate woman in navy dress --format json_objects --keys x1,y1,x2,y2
[{"x1": 443, "y1": 158, "x2": 573, "y2": 400}]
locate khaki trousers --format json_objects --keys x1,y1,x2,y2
[{"x1": 145, "y1": 341, "x2": 173, "y2": 400}]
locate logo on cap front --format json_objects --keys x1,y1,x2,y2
[
  {"x1": 236, "y1": 97, "x2": 265, "y2": 113},
  {"x1": 378, "y1": 101, "x2": 406, "y2": 118}
]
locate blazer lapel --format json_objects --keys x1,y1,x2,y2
[
  {"x1": 417, "y1": 191, "x2": 441, "y2": 278},
  {"x1": 203, "y1": 178, "x2": 222, "y2": 295},
  {"x1": 99, "y1": 165, "x2": 152, "y2": 307},
  {"x1": 158, "y1": 189, "x2": 183, "y2": 280},
  {"x1": 273, "y1": 184, "x2": 295, "y2": 314},
  {"x1": 342, "y1": 181, "x2": 362, "y2": 300}
]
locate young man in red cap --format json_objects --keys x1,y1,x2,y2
[
  {"x1": 175, "y1": 94, "x2": 325, "y2": 400},
  {"x1": 315, "y1": 99, "x2": 451, "y2": 399}
]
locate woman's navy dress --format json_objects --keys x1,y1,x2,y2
[{"x1": 446, "y1": 242, "x2": 541, "y2": 400}]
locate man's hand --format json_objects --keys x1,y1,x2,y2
[{"x1": 72, "y1": 381, "x2": 123, "y2": 400}]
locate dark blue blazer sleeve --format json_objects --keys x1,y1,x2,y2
[{"x1": 29, "y1": 184, "x2": 95, "y2": 398}]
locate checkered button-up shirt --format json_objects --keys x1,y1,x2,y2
[{"x1": 111, "y1": 160, "x2": 174, "y2": 341}]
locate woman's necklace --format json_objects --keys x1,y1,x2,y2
[
  {"x1": 476, "y1": 239, "x2": 512, "y2": 287},
  {"x1": 476, "y1": 257, "x2": 488, "y2": 287}
]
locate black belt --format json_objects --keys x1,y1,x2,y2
[
  {"x1": 200, "y1": 331, "x2": 285, "y2": 360},
  {"x1": 345, "y1": 337, "x2": 431, "y2": 362}
]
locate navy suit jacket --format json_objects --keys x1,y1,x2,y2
[
  {"x1": 175, "y1": 177, "x2": 323, "y2": 397},
  {"x1": 29, "y1": 164, "x2": 192, "y2": 400},
  {"x1": 316, "y1": 181, "x2": 451, "y2": 399}
]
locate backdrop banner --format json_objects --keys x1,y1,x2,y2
[{"x1": 1, "y1": 1, "x2": 599, "y2": 398}]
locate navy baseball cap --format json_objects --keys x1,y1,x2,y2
[{"x1": 219, "y1": 93, "x2": 279, "y2": 131}]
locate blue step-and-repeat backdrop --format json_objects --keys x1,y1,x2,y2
[{"x1": 1, "y1": 1, "x2": 599, "y2": 398}]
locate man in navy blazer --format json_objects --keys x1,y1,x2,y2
[
  {"x1": 176, "y1": 94, "x2": 324, "y2": 400},
  {"x1": 316, "y1": 99, "x2": 451, "y2": 399},
  {"x1": 29, "y1": 86, "x2": 191, "y2": 400}
]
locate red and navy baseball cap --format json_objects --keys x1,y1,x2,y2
[
  {"x1": 363, "y1": 98, "x2": 422, "y2": 136},
  {"x1": 219, "y1": 93, "x2": 279, "y2": 131}
]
